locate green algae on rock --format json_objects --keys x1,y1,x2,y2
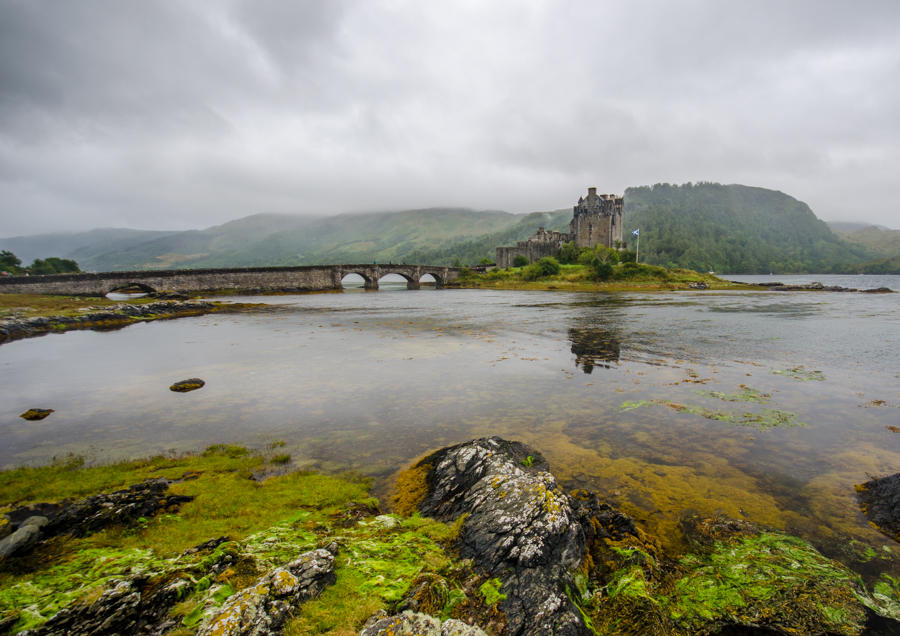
[
  {"x1": 620, "y1": 398, "x2": 805, "y2": 430},
  {"x1": 170, "y1": 378, "x2": 206, "y2": 393},
  {"x1": 19, "y1": 408, "x2": 54, "y2": 421},
  {"x1": 773, "y1": 365, "x2": 826, "y2": 381}
]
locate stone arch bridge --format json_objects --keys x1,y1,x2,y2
[{"x1": 0, "y1": 264, "x2": 463, "y2": 297}]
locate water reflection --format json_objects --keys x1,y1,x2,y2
[{"x1": 569, "y1": 324, "x2": 621, "y2": 373}]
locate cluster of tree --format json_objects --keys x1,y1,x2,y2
[
  {"x1": 0, "y1": 250, "x2": 81, "y2": 276},
  {"x1": 621, "y1": 183, "x2": 874, "y2": 273}
]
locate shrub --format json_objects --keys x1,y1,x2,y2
[
  {"x1": 558, "y1": 242, "x2": 580, "y2": 264},
  {"x1": 512, "y1": 254, "x2": 529, "y2": 267},
  {"x1": 522, "y1": 257, "x2": 560, "y2": 281},
  {"x1": 591, "y1": 258, "x2": 614, "y2": 280}
]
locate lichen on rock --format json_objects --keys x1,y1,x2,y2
[{"x1": 197, "y1": 547, "x2": 335, "y2": 636}]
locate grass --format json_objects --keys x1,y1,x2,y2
[
  {"x1": 448, "y1": 263, "x2": 753, "y2": 292},
  {"x1": 0, "y1": 293, "x2": 158, "y2": 319},
  {"x1": 0, "y1": 446, "x2": 483, "y2": 635}
]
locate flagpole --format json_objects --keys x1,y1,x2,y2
[{"x1": 636, "y1": 232, "x2": 639, "y2": 263}]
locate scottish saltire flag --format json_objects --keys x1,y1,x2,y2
[{"x1": 632, "y1": 229, "x2": 640, "y2": 237}]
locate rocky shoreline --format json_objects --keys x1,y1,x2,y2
[
  {"x1": 0, "y1": 300, "x2": 222, "y2": 345},
  {"x1": 731, "y1": 280, "x2": 894, "y2": 293},
  {"x1": 1, "y1": 438, "x2": 898, "y2": 635}
]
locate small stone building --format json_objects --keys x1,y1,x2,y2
[{"x1": 496, "y1": 187, "x2": 624, "y2": 268}]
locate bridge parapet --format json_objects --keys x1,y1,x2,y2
[{"x1": 0, "y1": 264, "x2": 463, "y2": 296}]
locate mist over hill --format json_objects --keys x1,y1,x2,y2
[{"x1": 2, "y1": 183, "x2": 894, "y2": 274}]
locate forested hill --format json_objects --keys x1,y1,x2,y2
[
  {"x1": 2, "y1": 183, "x2": 889, "y2": 273},
  {"x1": 622, "y1": 183, "x2": 871, "y2": 273}
]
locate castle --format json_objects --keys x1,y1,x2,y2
[{"x1": 495, "y1": 187, "x2": 624, "y2": 268}]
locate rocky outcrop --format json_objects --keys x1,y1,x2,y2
[
  {"x1": 360, "y1": 610, "x2": 487, "y2": 636},
  {"x1": 0, "y1": 300, "x2": 217, "y2": 345},
  {"x1": 413, "y1": 437, "x2": 592, "y2": 636},
  {"x1": 857, "y1": 472, "x2": 900, "y2": 542},
  {"x1": 25, "y1": 577, "x2": 186, "y2": 636},
  {"x1": 1, "y1": 478, "x2": 193, "y2": 559},
  {"x1": 198, "y1": 548, "x2": 336, "y2": 636}
]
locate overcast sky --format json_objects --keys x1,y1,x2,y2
[{"x1": 1, "y1": 0, "x2": 899, "y2": 236}]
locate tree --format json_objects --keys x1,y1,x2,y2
[
  {"x1": 1, "y1": 250, "x2": 22, "y2": 273},
  {"x1": 27, "y1": 257, "x2": 81, "y2": 275},
  {"x1": 512, "y1": 254, "x2": 529, "y2": 267}
]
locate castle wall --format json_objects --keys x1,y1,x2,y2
[{"x1": 495, "y1": 188, "x2": 624, "y2": 267}]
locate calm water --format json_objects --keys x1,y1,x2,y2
[{"x1": 2, "y1": 275, "x2": 899, "y2": 577}]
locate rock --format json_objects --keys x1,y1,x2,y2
[
  {"x1": 1, "y1": 478, "x2": 193, "y2": 558},
  {"x1": 27, "y1": 575, "x2": 190, "y2": 635},
  {"x1": 687, "y1": 281, "x2": 708, "y2": 289},
  {"x1": 359, "y1": 610, "x2": 487, "y2": 636},
  {"x1": 856, "y1": 472, "x2": 900, "y2": 542},
  {"x1": 0, "y1": 515, "x2": 48, "y2": 559},
  {"x1": 31, "y1": 579, "x2": 143, "y2": 635},
  {"x1": 413, "y1": 436, "x2": 592, "y2": 636},
  {"x1": 198, "y1": 547, "x2": 336, "y2": 636},
  {"x1": 20, "y1": 408, "x2": 53, "y2": 421},
  {"x1": 170, "y1": 378, "x2": 205, "y2": 392},
  {"x1": 862, "y1": 287, "x2": 894, "y2": 293}
]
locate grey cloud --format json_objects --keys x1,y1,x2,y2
[{"x1": 1, "y1": 0, "x2": 899, "y2": 236}]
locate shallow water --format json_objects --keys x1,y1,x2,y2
[{"x1": 2, "y1": 276, "x2": 899, "y2": 577}]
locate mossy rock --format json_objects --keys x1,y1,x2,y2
[
  {"x1": 19, "y1": 408, "x2": 53, "y2": 421},
  {"x1": 169, "y1": 378, "x2": 205, "y2": 393},
  {"x1": 856, "y1": 473, "x2": 900, "y2": 543}
]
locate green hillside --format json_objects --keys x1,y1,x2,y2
[
  {"x1": 2, "y1": 184, "x2": 890, "y2": 274},
  {"x1": 827, "y1": 224, "x2": 900, "y2": 274},
  {"x1": 622, "y1": 183, "x2": 871, "y2": 273}
]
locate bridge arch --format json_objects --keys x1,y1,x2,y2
[
  {"x1": 340, "y1": 271, "x2": 377, "y2": 290},
  {"x1": 421, "y1": 271, "x2": 444, "y2": 288},
  {"x1": 105, "y1": 282, "x2": 157, "y2": 296},
  {"x1": 378, "y1": 271, "x2": 420, "y2": 290}
]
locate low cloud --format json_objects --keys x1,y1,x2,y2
[{"x1": 2, "y1": 0, "x2": 899, "y2": 235}]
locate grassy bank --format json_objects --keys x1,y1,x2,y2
[
  {"x1": 448, "y1": 262, "x2": 753, "y2": 292},
  {"x1": 0, "y1": 447, "x2": 492, "y2": 635},
  {"x1": 0, "y1": 293, "x2": 162, "y2": 320}
]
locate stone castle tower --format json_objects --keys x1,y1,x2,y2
[
  {"x1": 495, "y1": 187, "x2": 625, "y2": 268},
  {"x1": 569, "y1": 187, "x2": 624, "y2": 249}
]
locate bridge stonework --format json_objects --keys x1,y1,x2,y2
[{"x1": 0, "y1": 264, "x2": 462, "y2": 297}]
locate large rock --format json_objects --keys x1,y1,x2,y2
[
  {"x1": 857, "y1": 472, "x2": 900, "y2": 542},
  {"x1": 197, "y1": 547, "x2": 336, "y2": 636},
  {"x1": 0, "y1": 516, "x2": 48, "y2": 558},
  {"x1": 413, "y1": 436, "x2": 592, "y2": 636}
]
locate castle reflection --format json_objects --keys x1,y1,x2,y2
[{"x1": 568, "y1": 322, "x2": 622, "y2": 373}]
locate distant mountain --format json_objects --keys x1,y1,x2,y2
[
  {"x1": 0, "y1": 228, "x2": 178, "y2": 266},
  {"x1": 827, "y1": 223, "x2": 900, "y2": 274},
  {"x1": 1, "y1": 209, "x2": 530, "y2": 271},
  {"x1": 622, "y1": 183, "x2": 873, "y2": 273},
  {"x1": 2, "y1": 184, "x2": 890, "y2": 274}
]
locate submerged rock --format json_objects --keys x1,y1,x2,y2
[
  {"x1": 412, "y1": 436, "x2": 592, "y2": 636},
  {"x1": 857, "y1": 472, "x2": 900, "y2": 542},
  {"x1": 170, "y1": 378, "x2": 205, "y2": 392},
  {"x1": 360, "y1": 610, "x2": 487, "y2": 636},
  {"x1": 198, "y1": 547, "x2": 336, "y2": 636},
  {"x1": 19, "y1": 408, "x2": 53, "y2": 421}
]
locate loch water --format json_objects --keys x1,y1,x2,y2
[{"x1": 1, "y1": 274, "x2": 899, "y2": 577}]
